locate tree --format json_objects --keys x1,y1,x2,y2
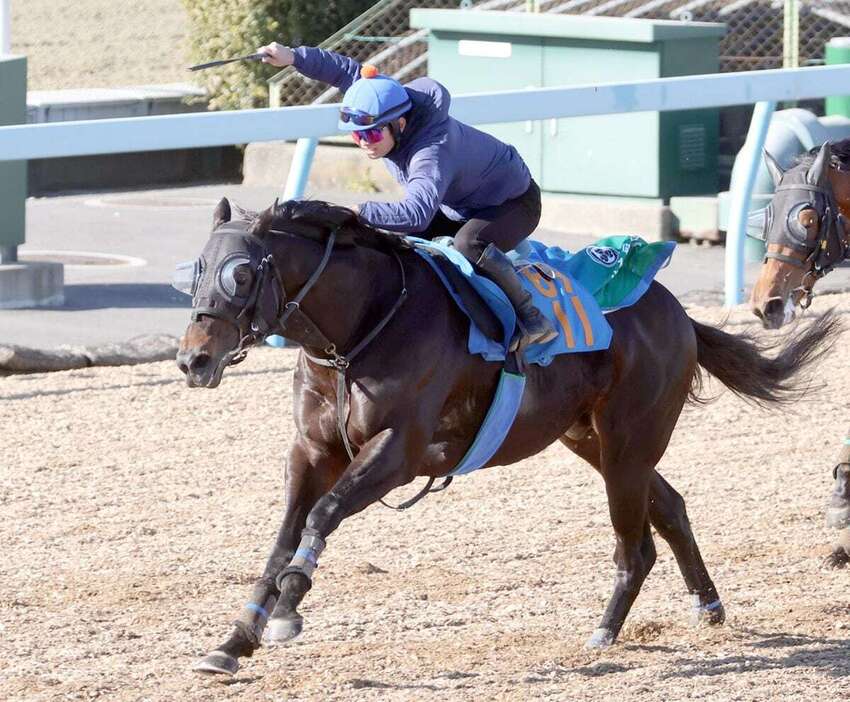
[{"x1": 183, "y1": 1, "x2": 376, "y2": 111}]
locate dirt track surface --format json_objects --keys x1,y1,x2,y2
[
  {"x1": 2, "y1": 294, "x2": 849, "y2": 702},
  {"x1": 12, "y1": 1, "x2": 188, "y2": 90}
]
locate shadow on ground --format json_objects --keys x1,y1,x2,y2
[
  {"x1": 663, "y1": 630, "x2": 850, "y2": 679},
  {"x1": 53, "y1": 284, "x2": 190, "y2": 310}
]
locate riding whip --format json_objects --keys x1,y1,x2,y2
[{"x1": 188, "y1": 53, "x2": 267, "y2": 72}]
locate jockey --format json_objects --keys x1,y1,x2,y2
[{"x1": 258, "y1": 43, "x2": 557, "y2": 349}]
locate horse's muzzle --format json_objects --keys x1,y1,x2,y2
[
  {"x1": 176, "y1": 348, "x2": 223, "y2": 388},
  {"x1": 752, "y1": 297, "x2": 794, "y2": 330}
]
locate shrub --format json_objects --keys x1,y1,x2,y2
[{"x1": 182, "y1": 1, "x2": 375, "y2": 111}]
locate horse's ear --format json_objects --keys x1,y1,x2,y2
[
  {"x1": 213, "y1": 198, "x2": 231, "y2": 228},
  {"x1": 807, "y1": 142, "x2": 832, "y2": 186},
  {"x1": 251, "y1": 204, "x2": 276, "y2": 237},
  {"x1": 763, "y1": 149, "x2": 785, "y2": 187}
]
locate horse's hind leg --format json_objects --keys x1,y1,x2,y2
[
  {"x1": 562, "y1": 433, "x2": 725, "y2": 629},
  {"x1": 648, "y1": 472, "x2": 725, "y2": 625},
  {"x1": 587, "y1": 462, "x2": 656, "y2": 649}
]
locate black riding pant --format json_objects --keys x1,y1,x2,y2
[{"x1": 420, "y1": 179, "x2": 542, "y2": 263}]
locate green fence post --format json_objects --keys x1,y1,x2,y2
[
  {"x1": 783, "y1": 0, "x2": 799, "y2": 69},
  {"x1": 825, "y1": 37, "x2": 850, "y2": 117},
  {"x1": 0, "y1": 55, "x2": 26, "y2": 263}
]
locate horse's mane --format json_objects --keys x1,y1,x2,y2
[
  {"x1": 237, "y1": 198, "x2": 411, "y2": 253},
  {"x1": 794, "y1": 137, "x2": 850, "y2": 169}
]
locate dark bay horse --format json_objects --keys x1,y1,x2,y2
[
  {"x1": 177, "y1": 197, "x2": 838, "y2": 675},
  {"x1": 749, "y1": 141, "x2": 850, "y2": 568}
]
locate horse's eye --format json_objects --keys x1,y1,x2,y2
[
  {"x1": 218, "y1": 256, "x2": 253, "y2": 297},
  {"x1": 797, "y1": 208, "x2": 817, "y2": 229},
  {"x1": 233, "y1": 267, "x2": 251, "y2": 287}
]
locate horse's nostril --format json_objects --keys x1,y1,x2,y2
[
  {"x1": 190, "y1": 353, "x2": 211, "y2": 373},
  {"x1": 763, "y1": 298, "x2": 784, "y2": 318},
  {"x1": 759, "y1": 298, "x2": 788, "y2": 329},
  {"x1": 178, "y1": 361, "x2": 189, "y2": 375}
]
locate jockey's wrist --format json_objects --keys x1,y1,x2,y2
[{"x1": 257, "y1": 43, "x2": 294, "y2": 68}]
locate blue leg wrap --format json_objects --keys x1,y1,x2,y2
[{"x1": 276, "y1": 528, "x2": 326, "y2": 589}]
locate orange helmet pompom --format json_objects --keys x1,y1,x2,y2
[{"x1": 360, "y1": 64, "x2": 379, "y2": 79}]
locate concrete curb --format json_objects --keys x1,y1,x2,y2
[{"x1": 0, "y1": 334, "x2": 179, "y2": 375}]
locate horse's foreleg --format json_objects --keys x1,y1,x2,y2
[
  {"x1": 265, "y1": 427, "x2": 416, "y2": 643},
  {"x1": 825, "y1": 528, "x2": 850, "y2": 569},
  {"x1": 195, "y1": 441, "x2": 337, "y2": 675}
]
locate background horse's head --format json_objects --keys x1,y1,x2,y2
[
  {"x1": 750, "y1": 142, "x2": 850, "y2": 328},
  {"x1": 174, "y1": 197, "x2": 397, "y2": 388}
]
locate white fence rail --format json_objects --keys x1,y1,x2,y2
[
  {"x1": 2, "y1": 64, "x2": 850, "y2": 305},
  {"x1": 0, "y1": 0, "x2": 10, "y2": 55}
]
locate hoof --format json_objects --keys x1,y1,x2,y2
[
  {"x1": 585, "y1": 627, "x2": 616, "y2": 649},
  {"x1": 193, "y1": 650, "x2": 240, "y2": 676},
  {"x1": 826, "y1": 505, "x2": 850, "y2": 530},
  {"x1": 824, "y1": 546, "x2": 850, "y2": 570},
  {"x1": 262, "y1": 615, "x2": 303, "y2": 646},
  {"x1": 691, "y1": 599, "x2": 726, "y2": 626}
]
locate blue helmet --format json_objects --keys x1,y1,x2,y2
[{"x1": 338, "y1": 66, "x2": 412, "y2": 132}]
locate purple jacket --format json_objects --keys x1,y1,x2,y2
[{"x1": 292, "y1": 46, "x2": 532, "y2": 233}]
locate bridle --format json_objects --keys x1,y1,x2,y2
[
  {"x1": 186, "y1": 222, "x2": 409, "y2": 367},
  {"x1": 182, "y1": 220, "x2": 450, "y2": 509},
  {"x1": 751, "y1": 173, "x2": 850, "y2": 308}
]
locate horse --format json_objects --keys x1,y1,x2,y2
[
  {"x1": 175, "y1": 197, "x2": 838, "y2": 675},
  {"x1": 749, "y1": 140, "x2": 850, "y2": 569}
]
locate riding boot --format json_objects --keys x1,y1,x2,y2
[
  {"x1": 476, "y1": 243, "x2": 558, "y2": 350},
  {"x1": 826, "y1": 463, "x2": 850, "y2": 529}
]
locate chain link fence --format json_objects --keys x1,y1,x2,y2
[
  {"x1": 539, "y1": 0, "x2": 850, "y2": 73},
  {"x1": 272, "y1": 0, "x2": 850, "y2": 106},
  {"x1": 270, "y1": 0, "x2": 528, "y2": 106}
]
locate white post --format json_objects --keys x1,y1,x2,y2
[
  {"x1": 724, "y1": 100, "x2": 776, "y2": 307},
  {"x1": 1, "y1": 0, "x2": 11, "y2": 55},
  {"x1": 266, "y1": 136, "x2": 320, "y2": 349}
]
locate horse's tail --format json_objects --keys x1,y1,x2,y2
[{"x1": 688, "y1": 310, "x2": 841, "y2": 406}]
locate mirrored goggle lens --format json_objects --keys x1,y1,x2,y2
[
  {"x1": 340, "y1": 109, "x2": 377, "y2": 126},
  {"x1": 352, "y1": 127, "x2": 385, "y2": 145},
  {"x1": 218, "y1": 256, "x2": 252, "y2": 298},
  {"x1": 172, "y1": 259, "x2": 201, "y2": 296},
  {"x1": 745, "y1": 208, "x2": 768, "y2": 239}
]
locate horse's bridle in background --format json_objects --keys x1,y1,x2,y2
[{"x1": 750, "y1": 175, "x2": 850, "y2": 307}]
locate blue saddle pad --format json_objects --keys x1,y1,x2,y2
[{"x1": 411, "y1": 237, "x2": 613, "y2": 366}]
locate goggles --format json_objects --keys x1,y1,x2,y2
[
  {"x1": 173, "y1": 258, "x2": 203, "y2": 298},
  {"x1": 339, "y1": 108, "x2": 379, "y2": 126},
  {"x1": 351, "y1": 127, "x2": 385, "y2": 145},
  {"x1": 746, "y1": 208, "x2": 770, "y2": 239}
]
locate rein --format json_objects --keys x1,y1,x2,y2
[
  {"x1": 298, "y1": 246, "x2": 453, "y2": 511},
  {"x1": 196, "y1": 219, "x2": 453, "y2": 510}
]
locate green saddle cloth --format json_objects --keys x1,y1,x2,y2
[{"x1": 558, "y1": 235, "x2": 676, "y2": 312}]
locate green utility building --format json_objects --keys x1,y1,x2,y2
[
  {"x1": 0, "y1": 55, "x2": 63, "y2": 308},
  {"x1": 0, "y1": 55, "x2": 26, "y2": 263},
  {"x1": 410, "y1": 10, "x2": 725, "y2": 200}
]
